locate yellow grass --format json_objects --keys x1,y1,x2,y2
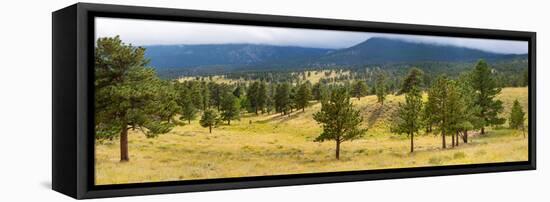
[{"x1": 95, "y1": 87, "x2": 529, "y2": 185}]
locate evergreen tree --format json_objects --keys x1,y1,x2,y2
[
  {"x1": 312, "y1": 83, "x2": 322, "y2": 101},
  {"x1": 455, "y1": 73, "x2": 482, "y2": 143},
  {"x1": 258, "y1": 82, "x2": 268, "y2": 113},
  {"x1": 428, "y1": 76, "x2": 454, "y2": 149},
  {"x1": 94, "y1": 36, "x2": 179, "y2": 162},
  {"x1": 233, "y1": 85, "x2": 243, "y2": 98},
  {"x1": 247, "y1": 81, "x2": 260, "y2": 114},
  {"x1": 509, "y1": 99, "x2": 526, "y2": 138},
  {"x1": 399, "y1": 67, "x2": 424, "y2": 94},
  {"x1": 352, "y1": 80, "x2": 368, "y2": 100},
  {"x1": 275, "y1": 83, "x2": 291, "y2": 115},
  {"x1": 201, "y1": 82, "x2": 211, "y2": 110},
  {"x1": 470, "y1": 60, "x2": 505, "y2": 134},
  {"x1": 220, "y1": 93, "x2": 241, "y2": 125},
  {"x1": 177, "y1": 85, "x2": 197, "y2": 124},
  {"x1": 200, "y1": 109, "x2": 219, "y2": 133},
  {"x1": 295, "y1": 82, "x2": 312, "y2": 111},
  {"x1": 375, "y1": 71, "x2": 388, "y2": 105},
  {"x1": 393, "y1": 86, "x2": 423, "y2": 152},
  {"x1": 313, "y1": 87, "x2": 367, "y2": 160},
  {"x1": 190, "y1": 82, "x2": 204, "y2": 111},
  {"x1": 265, "y1": 83, "x2": 275, "y2": 114}
]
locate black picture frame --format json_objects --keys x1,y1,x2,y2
[{"x1": 52, "y1": 3, "x2": 536, "y2": 199}]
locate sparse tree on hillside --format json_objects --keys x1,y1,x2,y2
[
  {"x1": 393, "y1": 86, "x2": 423, "y2": 153},
  {"x1": 258, "y1": 82, "x2": 268, "y2": 113},
  {"x1": 94, "y1": 36, "x2": 179, "y2": 162},
  {"x1": 295, "y1": 82, "x2": 312, "y2": 112},
  {"x1": 275, "y1": 83, "x2": 291, "y2": 115},
  {"x1": 200, "y1": 109, "x2": 219, "y2": 133},
  {"x1": 190, "y1": 83, "x2": 205, "y2": 111},
  {"x1": 233, "y1": 85, "x2": 243, "y2": 98},
  {"x1": 471, "y1": 60, "x2": 505, "y2": 134},
  {"x1": 247, "y1": 81, "x2": 260, "y2": 114},
  {"x1": 509, "y1": 99, "x2": 526, "y2": 138},
  {"x1": 427, "y1": 76, "x2": 459, "y2": 149},
  {"x1": 455, "y1": 73, "x2": 482, "y2": 143},
  {"x1": 178, "y1": 85, "x2": 197, "y2": 124},
  {"x1": 375, "y1": 71, "x2": 388, "y2": 105},
  {"x1": 352, "y1": 80, "x2": 368, "y2": 100},
  {"x1": 220, "y1": 93, "x2": 240, "y2": 125},
  {"x1": 399, "y1": 67, "x2": 424, "y2": 94},
  {"x1": 313, "y1": 87, "x2": 367, "y2": 160}
]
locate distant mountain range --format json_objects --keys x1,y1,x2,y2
[{"x1": 144, "y1": 37, "x2": 527, "y2": 72}]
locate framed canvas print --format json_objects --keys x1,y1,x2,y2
[{"x1": 52, "y1": 3, "x2": 536, "y2": 199}]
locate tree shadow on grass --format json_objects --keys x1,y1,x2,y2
[
  {"x1": 366, "y1": 104, "x2": 384, "y2": 129},
  {"x1": 256, "y1": 110, "x2": 306, "y2": 124}
]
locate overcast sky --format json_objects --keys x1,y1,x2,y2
[{"x1": 95, "y1": 17, "x2": 528, "y2": 54}]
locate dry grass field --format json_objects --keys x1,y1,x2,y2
[{"x1": 95, "y1": 87, "x2": 528, "y2": 185}]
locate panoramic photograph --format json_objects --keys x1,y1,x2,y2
[{"x1": 93, "y1": 17, "x2": 529, "y2": 185}]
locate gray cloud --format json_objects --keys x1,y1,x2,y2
[{"x1": 96, "y1": 17, "x2": 528, "y2": 54}]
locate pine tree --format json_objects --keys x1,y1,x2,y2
[
  {"x1": 428, "y1": 76, "x2": 453, "y2": 149},
  {"x1": 220, "y1": 93, "x2": 241, "y2": 125},
  {"x1": 233, "y1": 85, "x2": 243, "y2": 98},
  {"x1": 258, "y1": 82, "x2": 268, "y2": 113},
  {"x1": 455, "y1": 73, "x2": 482, "y2": 143},
  {"x1": 471, "y1": 60, "x2": 505, "y2": 134},
  {"x1": 247, "y1": 81, "x2": 260, "y2": 114},
  {"x1": 94, "y1": 36, "x2": 179, "y2": 162},
  {"x1": 399, "y1": 67, "x2": 424, "y2": 94},
  {"x1": 177, "y1": 85, "x2": 197, "y2": 124},
  {"x1": 393, "y1": 86, "x2": 423, "y2": 152},
  {"x1": 190, "y1": 82, "x2": 204, "y2": 111},
  {"x1": 375, "y1": 71, "x2": 388, "y2": 105},
  {"x1": 509, "y1": 99, "x2": 526, "y2": 138},
  {"x1": 352, "y1": 80, "x2": 368, "y2": 100},
  {"x1": 200, "y1": 109, "x2": 219, "y2": 133},
  {"x1": 275, "y1": 83, "x2": 291, "y2": 115},
  {"x1": 295, "y1": 82, "x2": 312, "y2": 111},
  {"x1": 313, "y1": 87, "x2": 367, "y2": 160}
]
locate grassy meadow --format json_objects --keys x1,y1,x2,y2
[{"x1": 95, "y1": 86, "x2": 528, "y2": 185}]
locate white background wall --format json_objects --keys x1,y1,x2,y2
[{"x1": 0, "y1": 0, "x2": 547, "y2": 201}]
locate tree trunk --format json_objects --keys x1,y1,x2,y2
[
  {"x1": 209, "y1": 125, "x2": 212, "y2": 133},
  {"x1": 463, "y1": 130, "x2": 468, "y2": 143},
  {"x1": 442, "y1": 132, "x2": 446, "y2": 149},
  {"x1": 410, "y1": 132, "x2": 414, "y2": 153},
  {"x1": 120, "y1": 127, "x2": 129, "y2": 162},
  {"x1": 522, "y1": 126, "x2": 526, "y2": 138},
  {"x1": 452, "y1": 133, "x2": 455, "y2": 148},
  {"x1": 228, "y1": 119, "x2": 231, "y2": 125},
  {"x1": 302, "y1": 107, "x2": 305, "y2": 112},
  {"x1": 335, "y1": 140, "x2": 341, "y2": 160},
  {"x1": 481, "y1": 127, "x2": 485, "y2": 135},
  {"x1": 456, "y1": 131, "x2": 459, "y2": 146},
  {"x1": 188, "y1": 119, "x2": 191, "y2": 124}
]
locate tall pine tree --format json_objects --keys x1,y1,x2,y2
[
  {"x1": 509, "y1": 99, "x2": 526, "y2": 138},
  {"x1": 220, "y1": 93, "x2": 241, "y2": 125},
  {"x1": 313, "y1": 87, "x2": 367, "y2": 160},
  {"x1": 471, "y1": 60, "x2": 505, "y2": 134},
  {"x1": 352, "y1": 80, "x2": 368, "y2": 100},
  {"x1": 375, "y1": 71, "x2": 388, "y2": 105},
  {"x1": 393, "y1": 86, "x2": 423, "y2": 152},
  {"x1": 95, "y1": 36, "x2": 179, "y2": 162}
]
